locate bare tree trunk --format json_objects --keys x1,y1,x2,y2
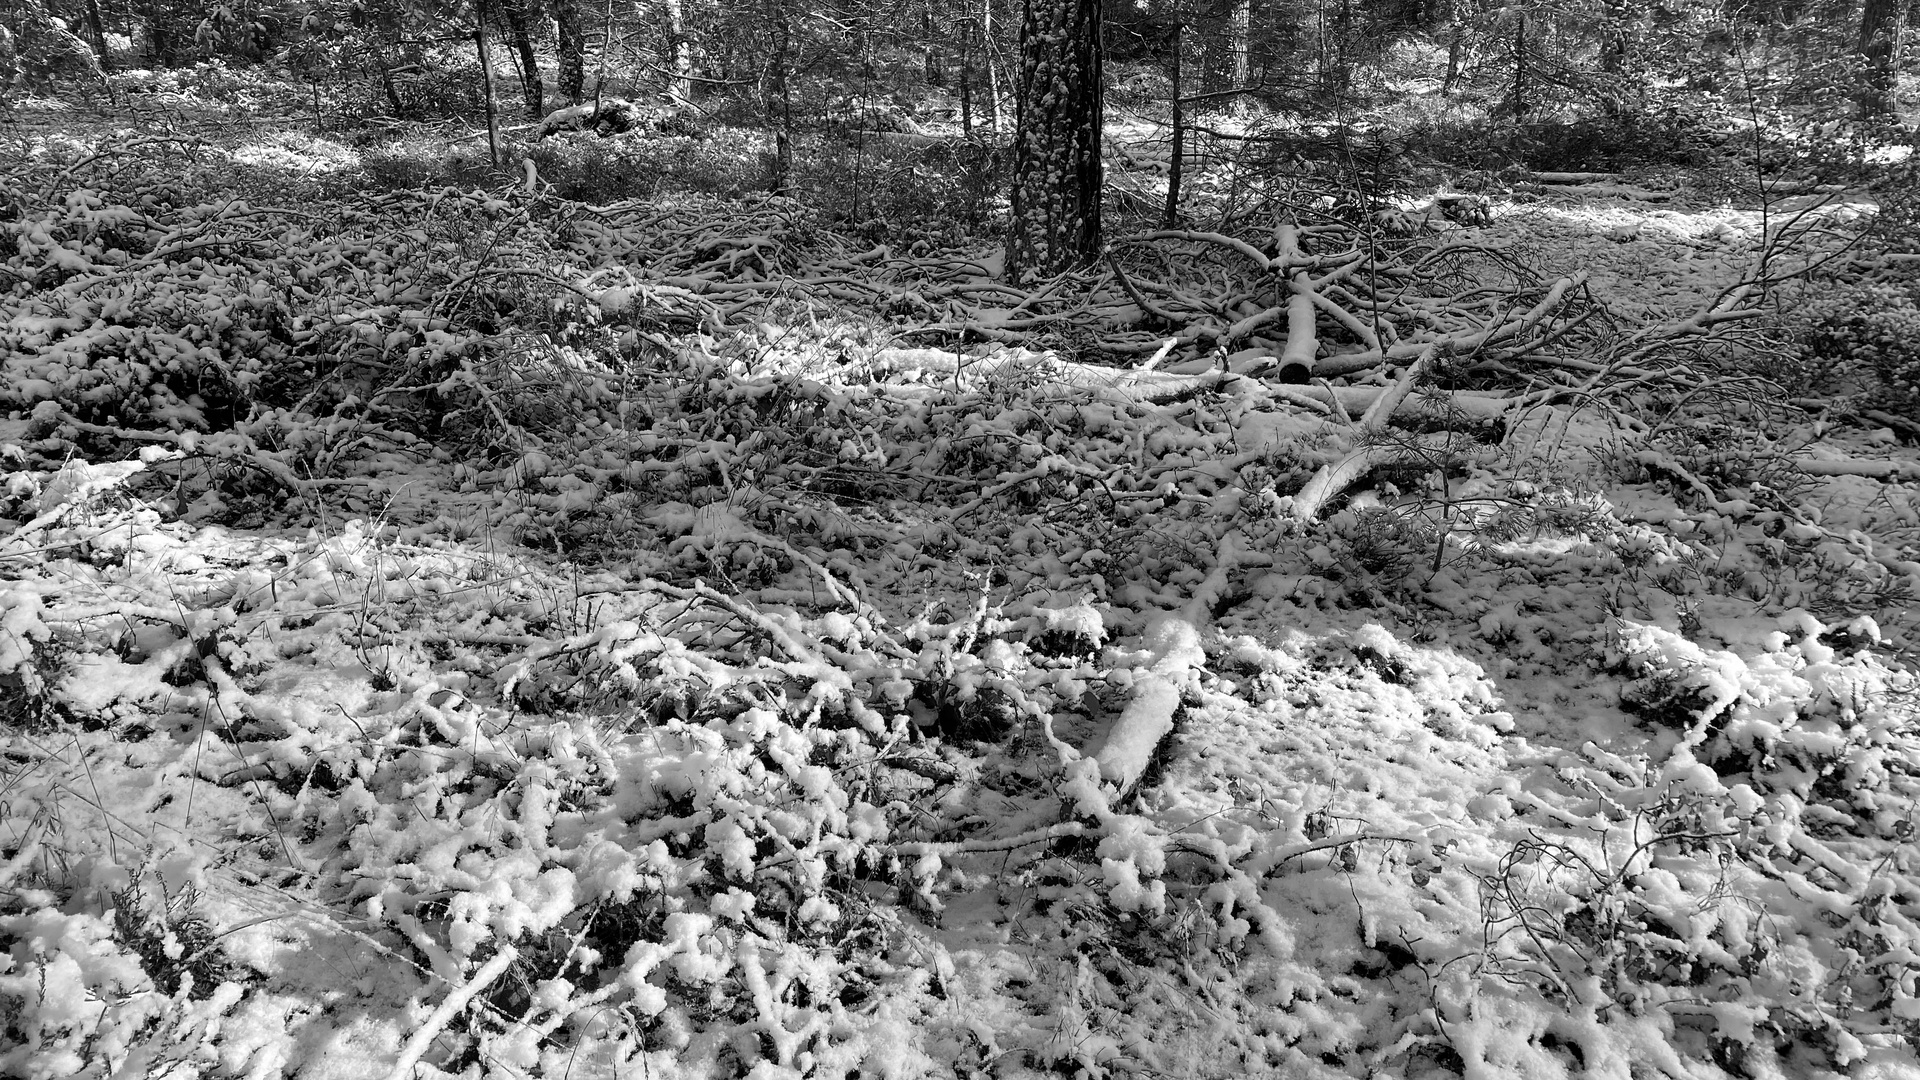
[
  {"x1": 924, "y1": 5, "x2": 944, "y2": 85},
  {"x1": 985, "y1": 0, "x2": 1005, "y2": 133},
  {"x1": 1005, "y1": 0, "x2": 1103, "y2": 282},
  {"x1": 136, "y1": 0, "x2": 175, "y2": 66},
  {"x1": 0, "y1": 24, "x2": 17, "y2": 90},
  {"x1": 1164, "y1": 20, "x2": 1183, "y2": 227},
  {"x1": 959, "y1": 17, "x2": 974, "y2": 134},
  {"x1": 502, "y1": 0, "x2": 543, "y2": 117},
  {"x1": 1598, "y1": 0, "x2": 1628, "y2": 116},
  {"x1": 553, "y1": 0, "x2": 585, "y2": 104},
  {"x1": 1511, "y1": 12, "x2": 1528, "y2": 117},
  {"x1": 375, "y1": 46, "x2": 406, "y2": 115},
  {"x1": 1315, "y1": 0, "x2": 1331, "y2": 91},
  {"x1": 1332, "y1": 0, "x2": 1351, "y2": 91},
  {"x1": 474, "y1": 26, "x2": 501, "y2": 166},
  {"x1": 1228, "y1": 0, "x2": 1249, "y2": 101},
  {"x1": 662, "y1": 0, "x2": 692, "y2": 104},
  {"x1": 594, "y1": 0, "x2": 612, "y2": 101},
  {"x1": 1856, "y1": 0, "x2": 1906, "y2": 117},
  {"x1": 766, "y1": 0, "x2": 792, "y2": 193},
  {"x1": 83, "y1": 0, "x2": 111, "y2": 71}
]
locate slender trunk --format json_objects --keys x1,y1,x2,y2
[
  {"x1": 1228, "y1": 0, "x2": 1249, "y2": 102},
  {"x1": 767, "y1": 0, "x2": 792, "y2": 193},
  {"x1": 84, "y1": 0, "x2": 111, "y2": 71},
  {"x1": 1334, "y1": 0, "x2": 1351, "y2": 90},
  {"x1": 1511, "y1": 12, "x2": 1528, "y2": 117},
  {"x1": 503, "y1": 0, "x2": 542, "y2": 117},
  {"x1": 475, "y1": 27, "x2": 500, "y2": 166},
  {"x1": 376, "y1": 46, "x2": 405, "y2": 115},
  {"x1": 138, "y1": 0, "x2": 175, "y2": 67},
  {"x1": 0, "y1": 25, "x2": 16, "y2": 90},
  {"x1": 554, "y1": 0, "x2": 585, "y2": 104},
  {"x1": 1164, "y1": 21, "x2": 1182, "y2": 227},
  {"x1": 1316, "y1": 1, "x2": 1331, "y2": 92},
  {"x1": 1005, "y1": 0, "x2": 1103, "y2": 282},
  {"x1": 924, "y1": 5, "x2": 944, "y2": 85},
  {"x1": 959, "y1": 18, "x2": 974, "y2": 135},
  {"x1": 986, "y1": 0, "x2": 1005, "y2": 134}
]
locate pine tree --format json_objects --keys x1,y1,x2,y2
[{"x1": 1005, "y1": 0, "x2": 1104, "y2": 283}]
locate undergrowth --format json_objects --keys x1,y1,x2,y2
[{"x1": 0, "y1": 127, "x2": 1917, "y2": 1079}]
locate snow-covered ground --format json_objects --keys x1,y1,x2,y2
[{"x1": 3, "y1": 136, "x2": 1919, "y2": 1080}]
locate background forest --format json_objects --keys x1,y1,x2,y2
[{"x1": 3, "y1": 0, "x2": 1920, "y2": 1077}]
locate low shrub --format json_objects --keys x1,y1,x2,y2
[
  {"x1": 523, "y1": 128, "x2": 773, "y2": 202},
  {"x1": 1790, "y1": 281, "x2": 1920, "y2": 412}
]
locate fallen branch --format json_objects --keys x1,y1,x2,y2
[
  {"x1": 1291, "y1": 433, "x2": 1463, "y2": 523},
  {"x1": 1793, "y1": 457, "x2": 1920, "y2": 481},
  {"x1": 380, "y1": 945, "x2": 519, "y2": 1080},
  {"x1": 1862, "y1": 410, "x2": 1920, "y2": 442},
  {"x1": 1529, "y1": 171, "x2": 1618, "y2": 184},
  {"x1": 1096, "y1": 615, "x2": 1205, "y2": 796},
  {"x1": 892, "y1": 821, "x2": 1089, "y2": 857}
]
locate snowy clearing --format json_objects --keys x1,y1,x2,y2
[{"x1": 2, "y1": 126, "x2": 1919, "y2": 1080}]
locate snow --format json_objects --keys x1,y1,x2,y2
[
  {"x1": 1092, "y1": 613, "x2": 1201, "y2": 792},
  {"x1": 2, "y1": 115, "x2": 1919, "y2": 1080}
]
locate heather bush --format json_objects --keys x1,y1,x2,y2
[{"x1": 1791, "y1": 281, "x2": 1920, "y2": 412}]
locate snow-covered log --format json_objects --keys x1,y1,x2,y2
[
  {"x1": 1273, "y1": 224, "x2": 1320, "y2": 384},
  {"x1": 1545, "y1": 182, "x2": 1674, "y2": 202},
  {"x1": 1290, "y1": 433, "x2": 1468, "y2": 523},
  {"x1": 536, "y1": 98, "x2": 638, "y2": 138},
  {"x1": 1095, "y1": 615, "x2": 1204, "y2": 796},
  {"x1": 1793, "y1": 457, "x2": 1920, "y2": 480},
  {"x1": 1530, "y1": 171, "x2": 1618, "y2": 183}
]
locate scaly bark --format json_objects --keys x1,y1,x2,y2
[
  {"x1": 1856, "y1": 0, "x2": 1906, "y2": 118},
  {"x1": 553, "y1": 0, "x2": 585, "y2": 104},
  {"x1": 1005, "y1": 0, "x2": 1104, "y2": 283}
]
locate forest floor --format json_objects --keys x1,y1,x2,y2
[{"x1": 3, "y1": 94, "x2": 1920, "y2": 1080}]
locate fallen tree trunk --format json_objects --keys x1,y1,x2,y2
[
  {"x1": 1794, "y1": 457, "x2": 1920, "y2": 480},
  {"x1": 1530, "y1": 171, "x2": 1617, "y2": 184},
  {"x1": 1537, "y1": 182, "x2": 1674, "y2": 202}
]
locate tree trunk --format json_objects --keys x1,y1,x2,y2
[
  {"x1": 1597, "y1": 0, "x2": 1629, "y2": 117},
  {"x1": 502, "y1": 0, "x2": 543, "y2": 117},
  {"x1": 554, "y1": 0, "x2": 585, "y2": 105},
  {"x1": 959, "y1": 18, "x2": 974, "y2": 134},
  {"x1": 985, "y1": 0, "x2": 1005, "y2": 133},
  {"x1": 591, "y1": 0, "x2": 612, "y2": 101},
  {"x1": 766, "y1": 0, "x2": 792, "y2": 193},
  {"x1": 377, "y1": 49, "x2": 406, "y2": 116},
  {"x1": 137, "y1": 0, "x2": 176, "y2": 67},
  {"x1": 924, "y1": 5, "x2": 944, "y2": 85},
  {"x1": 84, "y1": 0, "x2": 111, "y2": 71},
  {"x1": 1856, "y1": 0, "x2": 1906, "y2": 118},
  {"x1": 475, "y1": 27, "x2": 501, "y2": 166},
  {"x1": 1315, "y1": 2, "x2": 1331, "y2": 92},
  {"x1": 662, "y1": 0, "x2": 692, "y2": 104},
  {"x1": 1005, "y1": 0, "x2": 1103, "y2": 283},
  {"x1": 1511, "y1": 12, "x2": 1528, "y2": 118},
  {"x1": 0, "y1": 24, "x2": 16, "y2": 90},
  {"x1": 1164, "y1": 20, "x2": 1182, "y2": 227},
  {"x1": 1228, "y1": 0, "x2": 1250, "y2": 99}
]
